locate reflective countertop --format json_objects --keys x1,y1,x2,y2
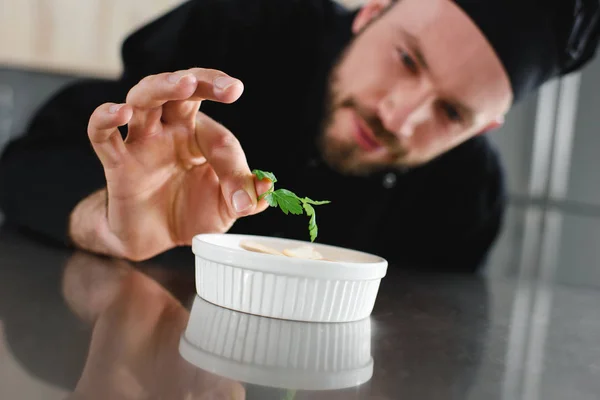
[{"x1": 1, "y1": 204, "x2": 600, "y2": 399}]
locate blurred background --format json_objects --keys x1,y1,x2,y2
[
  {"x1": 2, "y1": 0, "x2": 600, "y2": 281},
  {"x1": 1, "y1": 1, "x2": 600, "y2": 398}
]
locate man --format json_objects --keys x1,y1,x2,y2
[{"x1": 0, "y1": 0, "x2": 598, "y2": 272}]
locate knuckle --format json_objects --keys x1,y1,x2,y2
[
  {"x1": 125, "y1": 88, "x2": 136, "y2": 105},
  {"x1": 206, "y1": 137, "x2": 243, "y2": 169},
  {"x1": 210, "y1": 133, "x2": 240, "y2": 156},
  {"x1": 126, "y1": 75, "x2": 153, "y2": 103},
  {"x1": 138, "y1": 74, "x2": 155, "y2": 86}
]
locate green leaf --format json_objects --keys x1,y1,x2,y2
[
  {"x1": 303, "y1": 197, "x2": 331, "y2": 206},
  {"x1": 263, "y1": 192, "x2": 277, "y2": 207},
  {"x1": 303, "y1": 203, "x2": 318, "y2": 242},
  {"x1": 254, "y1": 169, "x2": 277, "y2": 201},
  {"x1": 251, "y1": 168, "x2": 330, "y2": 241},
  {"x1": 271, "y1": 189, "x2": 303, "y2": 215},
  {"x1": 302, "y1": 202, "x2": 314, "y2": 216},
  {"x1": 252, "y1": 169, "x2": 277, "y2": 183}
]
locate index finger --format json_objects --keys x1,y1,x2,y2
[{"x1": 125, "y1": 68, "x2": 244, "y2": 110}]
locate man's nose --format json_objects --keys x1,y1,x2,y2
[{"x1": 376, "y1": 83, "x2": 434, "y2": 139}]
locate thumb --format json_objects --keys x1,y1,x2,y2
[{"x1": 229, "y1": 174, "x2": 273, "y2": 216}]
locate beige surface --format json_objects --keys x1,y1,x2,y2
[
  {"x1": 0, "y1": 0, "x2": 187, "y2": 77},
  {"x1": 0, "y1": 0, "x2": 365, "y2": 78}
]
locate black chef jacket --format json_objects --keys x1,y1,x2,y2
[{"x1": 0, "y1": 0, "x2": 506, "y2": 273}]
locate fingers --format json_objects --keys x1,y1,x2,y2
[
  {"x1": 172, "y1": 128, "x2": 207, "y2": 170},
  {"x1": 127, "y1": 68, "x2": 243, "y2": 120},
  {"x1": 125, "y1": 68, "x2": 244, "y2": 140},
  {"x1": 161, "y1": 99, "x2": 201, "y2": 126},
  {"x1": 88, "y1": 103, "x2": 133, "y2": 169},
  {"x1": 183, "y1": 67, "x2": 244, "y2": 104},
  {"x1": 126, "y1": 68, "x2": 243, "y2": 109},
  {"x1": 125, "y1": 73, "x2": 198, "y2": 141},
  {"x1": 193, "y1": 113, "x2": 259, "y2": 216},
  {"x1": 125, "y1": 72, "x2": 196, "y2": 110},
  {"x1": 255, "y1": 178, "x2": 273, "y2": 201}
]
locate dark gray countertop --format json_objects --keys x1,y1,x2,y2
[{"x1": 1, "y1": 204, "x2": 600, "y2": 400}]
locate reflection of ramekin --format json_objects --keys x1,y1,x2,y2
[{"x1": 179, "y1": 295, "x2": 373, "y2": 391}]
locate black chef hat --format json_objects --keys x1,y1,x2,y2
[{"x1": 455, "y1": 0, "x2": 600, "y2": 103}]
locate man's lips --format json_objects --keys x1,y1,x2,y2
[{"x1": 352, "y1": 112, "x2": 383, "y2": 151}]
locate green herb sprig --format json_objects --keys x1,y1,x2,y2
[{"x1": 252, "y1": 169, "x2": 330, "y2": 242}]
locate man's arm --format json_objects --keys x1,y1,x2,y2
[
  {"x1": 0, "y1": 0, "x2": 273, "y2": 248},
  {"x1": 0, "y1": 0, "x2": 202, "y2": 244}
]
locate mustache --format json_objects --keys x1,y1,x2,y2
[{"x1": 339, "y1": 99, "x2": 398, "y2": 146}]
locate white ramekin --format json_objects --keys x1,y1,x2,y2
[{"x1": 192, "y1": 233, "x2": 388, "y2": 323}]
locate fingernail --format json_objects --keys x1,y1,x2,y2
[
  {"x1": 109, "y1": 104, "x2": 123, "y2": 114},
  {"x1": 167, "y1": 73, "x2": 189, "y2": 84},
  {"x1": 214, "y1": 76, "x2": 237, "y2": 90},
  {"x1": 232, "y1": 190, "x2": 252, "y2": 213}
]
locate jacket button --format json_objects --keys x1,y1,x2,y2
[{"x1": 382, "y1": 172, "x2": 397, "y2": 189}]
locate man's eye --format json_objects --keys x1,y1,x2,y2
[
  {"x1": 440, "y1": 102, "x2": 462, "y2": 122},
  {"x1": 398, "y1": 49, "x2": 417, "y2": 73}
]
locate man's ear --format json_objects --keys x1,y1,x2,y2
[
  {"x1": 352, "y1": 0, "x2": 394, "y2": 33},
  {"x1": 477, "y1": 115, "x2": 505, "y2": 135}
]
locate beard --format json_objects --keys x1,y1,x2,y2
[{"x1": 317, "y1": 41, "x2": 410, "y2": 177}]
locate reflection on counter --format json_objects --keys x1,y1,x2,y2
[{"x1": 180, "y1": 296, "x2": 373, "y2": 395}]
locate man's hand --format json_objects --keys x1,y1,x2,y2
[
  {"x1": 69, "y1": 68, "x2": 271, "y2": 261},
  {"x1": 62, "y1": 252, "x2": 246, "y2": 399}
]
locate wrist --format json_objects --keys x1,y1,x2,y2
[{"x1": 68, "y1": 189, "x2": 125, "y2": 258}]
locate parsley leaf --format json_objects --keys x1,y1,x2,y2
[
  {"x1": 302, "y1": 197, "x2": 331, "y2": 206},
  {"x1": 253, "y1": 169, "x2": 277, "y2": 184},
  {"x1": 303, "y1": 202, "x2": 318, "y2": 242},
  {"x1": 252, "y1": 169, "x2": 330, "y2": 242},
  {"x1": 271, "y1": 189, "x2": 304, "y2": 215},
  {"x1": 262, "y1": 191, "x2": 278, "y2": 207}
]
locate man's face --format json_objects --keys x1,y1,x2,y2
[{"x1": 319, "y1": 0, "x2": 513, "y2": 175}]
